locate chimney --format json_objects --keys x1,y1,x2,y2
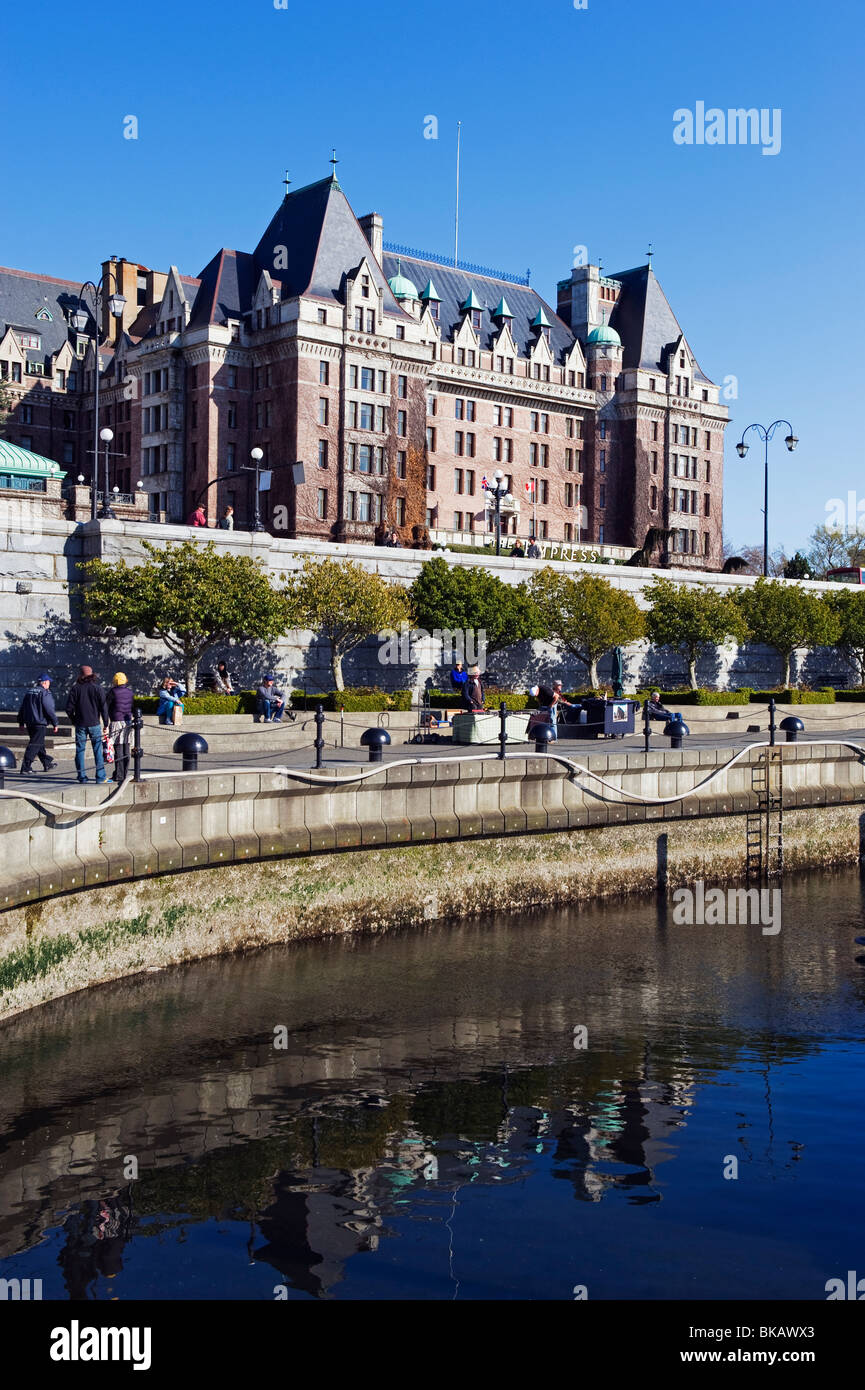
[{"x1": 359, "y1": 212, "x2": 383, "y2": 264}]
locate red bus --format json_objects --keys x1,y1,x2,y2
[{"x1": 826, "y1": 567, "x2": 865, "y2": 584}]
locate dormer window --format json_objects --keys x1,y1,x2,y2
[
  {"x1": 470, "y1": 309, "x2": 481, "y2": 331},
  {"x1": 362, "y1": 275, "x2": 370, "y2": 299}
]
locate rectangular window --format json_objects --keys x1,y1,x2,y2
[
  {"x1": 540, "y1": 445, "x2": 548, "y2": 468},
  {"x1": 455, "y1": 431, "x2": 464, "y2": 456},
  {"x1": 397, "y1": 409, "x2": 407, "y2": 436},
  {"x1": 320, "y1": 360, "x2": 329, "y2": 385},
  {"x1": 426, "y1": 464, "x2": 436, "y2": 489},
  {"x1": 706, "y1": 461, "x2": 711, "y2": 483},
  {"x1": 395, "y1": 497, "x2": 406, "y2": 525},
  {"x1": 454, "y1": 511, "x2": 463, "y2": 530},
  {"x1": 466, "y1": 433, "x2": 476, "y2": 458},
  {"x1": 359, "y1": 403, "x2": 373, "y2": 430},
  {"x1": 398, "y1": 374, "x2": 407, "y2": 398},
  {"x1": 318, "y1": 440, "x2": 328, "y2": 469},
  {"x1": 349, "y1": 365, "x2": 358, "y2": 388},
  {"x1": 493, "y1": 437, "x2": 502, "y2": 461},
  {"x1": 56, "y1": 369, "x2": 66, "y2": 389},
  {"x1": 396, "y1": 324, "x2": 405, "y2": 340},
  {"x1": 540, "y1": 520, "x2": 548, "y2": 539},
  {"x1": 651, "y1": 485, "x2": 657, "y2": 509},
  {"x1": 541, "y1": 413, "x2": 549, "y2": 433},
  {"x1": 358, "y1": 445, "x2": 372, "y2": 473},
  {"x1": 704, "y1": 493, "x2": 710, "y2": 516},
  {"x1": 505, "y1": 439, "x2": 513, "y2": 463},
  {"x1": 318, "y1": 308, "x2": 327, "y2": 325},
  {"x1": 375, "y1": 405, "x2": 386, "y2": 432},
  {"x1": 354, "y1": 309, "x2": 364, "y2": 331},
  {"x1": 256, "y1": 402, "x2": 264, "y2": 429},
  {"x1": 62, "y1": 442, "x2": 74, "y2": 464},
  {"x1": 455, "y1": 398, "x2": 464, "y2": 419},
  {"x1": 20, "y1": 404, "x2": 32, "y2": 424},
  {"x1": 361, "y1": 367, "x2": 374, "y2": 391},
  {"x1": 466, "y1": 400, "x2": 476, "y2": 422},
  {"x1": 652, "y1": 422, "x2": 659, "y2": 442},
  {"x1": 227, "y1": 366, "x2": 238, "y2": 388},
  {"x1": 377, "y1": 370, "x2": 387, "y2": 393},
  {"x1": 357, "y1": 492, "x2": 372, "y2": 522},
  {"x1": 365, "y1": 310, "x2": 375, "y2": 333},
  {"x1": 565, "y1": 484, "x2": 573, "y2": 507},
  {"x1": 531, "y1": 411, "x2": 539, "y2": 432},
  {"x1": 227, "y1": 402, "x2": 237, "y2": 428},
  {"x1": 504, "y1": 407, "x2": 513, "y2": 427},
  {"x1": 705, "y1": 431, "x2": 712, "y2": 449},
  {"x1": 11, "y1": 363, "x2": 22, "y2": 383},
  {"x1": 454, "y1": 469, "x2": 464, "y2": 494},
  {"x1": 318, "y1": 397, "x2": 328, "y2": 426},
  {"x1": 598, "y1": 524, "x2": 605, "y2": 544},
  {"x1": 317, "y1": 487, "x2": 328, "y2": 518},
  {"x1": 599, "y1": 485, "x2": 606, "y2": 508},
  {"x1": 652, "y1": 452, "x2": 658, "y2": 473},
  {"x1": 396, "y1": 450, "x2": 407, "y2": 479},
  {"x1": 227, "y1": 443, "x2": 236, "y2": 472},
  {"x1": 494, "y1": 406, "x2": 502, "y2": 426},
  {"x1": 565, "y1": 448, "x2": 573, "y2": 471},
  {"x1": 530, "y1": 442, "x2": 538, "y2": 467},
  {"x1": 427, "y1": 393, "x2": 436, "y2": 415},
  {"x1": 426, "y1": 426, "x2": 436, "y2": 451},
  {"x1": 539, "y1": 480, "x2": 549, "y2": 505}
]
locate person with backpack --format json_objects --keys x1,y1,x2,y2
[
  {"x1": 65, "y1": 666, "x2": 109, "y2": 784},
  {"x1": 17, "y1": 673, "x2": 59, "y2": 776},
  {"x1": 107, "y1": 673, "x2": 134, "y2": 783}
]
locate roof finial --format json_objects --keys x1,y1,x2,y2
[
  {"x1": 330, "y1": 148, "x2": 339, "y2": 181},
  {"x1": 646, "y1": 241, "x2": 654, "y2": 267},
  {"x1": 598, "y1": 256, "x2": 603, "y2": 277},
  {"x1": 283, "y1": 170, "x2": 291, "y2": 197}
]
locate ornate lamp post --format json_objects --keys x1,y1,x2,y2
[
  {"x1": 735, "y1": 420, "x2": 798, "y2": 577},
  {"x1": 485, "y1": 469, "x2": 512, "y2": 556},
  {"x1": 245, "y1": 447, "x2": 266, "y2": 532},
  {"x1": 70, "y1": 274, "x2": 127, "y2": 521}
]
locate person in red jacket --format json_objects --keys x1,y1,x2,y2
[{"x1": 188, "y1": 505, "x2": 207, "y2": 527}]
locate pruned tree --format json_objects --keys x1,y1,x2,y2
[
  {"x1": 409, "y1": 556, "x2": 543, "y2": 661},
  {"x1": 77, "y1": 540, "x2": 291, "y2": 692},
  {"x1": 286, "y1": 555, "x2": 410, "y2": 690},
  {"x1": 827, "y1": 588, "x2": 865, "y2": 684},
  {"x1": 646, "y1": 576, "x2": 747, "y2": 689},
  {"x1": 528, "y1": 569, "x2": 645, "y2": 688},
  {"x1": 734, "y1": 578, "x2": 839, "y2": 687}
]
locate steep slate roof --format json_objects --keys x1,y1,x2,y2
[
  {"x1": 381, "y1": 252, "x2": 574, "y2": 358},
  {"x1": 0, "y1": 265, "x2": 94, "y2": 367},
  {"x1": 253, "y1": 177, "x2": 403, "y2": 312},
  {"x1": 187, "y1": 248, "x2": 256, "y2": 329},
  {"x1": 609, "y1": 264, "x2": 710, "y2": 383}
]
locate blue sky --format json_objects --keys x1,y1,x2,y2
[{"x1": 2, "y1": 0, "x2": 862, "y2": 553}]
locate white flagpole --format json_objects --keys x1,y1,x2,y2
[{"x1": 454, "y1": 121, "x2": 461, "y2": 267}]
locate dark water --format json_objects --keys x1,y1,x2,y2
[{"x1": 1, "y1": 868, "x2": 864, "y2": 1301}]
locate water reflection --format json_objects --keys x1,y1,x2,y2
[{"x1": 1, "y1": 866, "x2": 864, "y2": 1300}]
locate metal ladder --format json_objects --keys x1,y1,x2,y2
[{"x1": 746, "y1": 746, "x2": 784, "y2": 879}]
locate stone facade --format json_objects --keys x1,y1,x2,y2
[{"x1": 2, "y1": 177, "x2": 729, "y2": 560}]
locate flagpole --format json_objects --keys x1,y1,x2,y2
[{"x1": 454, "y1": 121, "x2": 461, "y2": 267}]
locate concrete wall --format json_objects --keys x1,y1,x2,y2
[
  {"x1": 2, "y1": 741, "x2": 864, "y2": 912},
  {"x1": 0, "y1": 517, "x2": 859, "y2": 705}
]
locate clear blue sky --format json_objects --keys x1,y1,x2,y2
[{"x1": 2, "y1": 0, "x2": 862, "y2": 554}]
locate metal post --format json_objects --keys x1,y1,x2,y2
[
  {"x1": 768, "y1": 696, "x2": 776, "y2": 747},
  {"x1": 314, "y1": 702, "x2": 325, "y2": 769},
  {"x1": 340, "y1": 706, "x2": 345, "y2": 749},
  {"x1": 643, "y1": 699, "x2": 651, "y2": 754},
  {"x1": 495, "y1": 494, "x2": 501, "y2": 556},
  {"x1": 498, "y1": 700, "x2": 508, "y2": 760},
  {"x1": 91, "y1": 306, "x2": 100, "y2": 523},
  {"x1": 763, "y1": 433, "x2": 769, "y2": 578},
  {"x1": 132, "y1": 707, "x2": 144, "y2": 783},
  {"x1": 253, "y1": 454, "x2": 263, "y2": 532}
]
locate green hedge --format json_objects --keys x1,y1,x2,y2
[
  {"x1": 290, "y1": 688, "x2": 412, "y2": 712},
  {"x1": 134, "y1": 691, "x2": 258, "y2": 715},
  {"x1": 835, "y1": 689, "x2": 865, "y2": 702},
  {"x1": 749, "y1": 688, "x2": 835, "y2": 704}
]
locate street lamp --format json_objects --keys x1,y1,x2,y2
[
  {"x1": 245, "y1": 448, "x2": 266, "y2": 532},
  {"x1": 485, "y1": 469, "x2": 511, "y2": 556},
  {"x1": 735, "y1": 420, "x2": 798, "y2": 577},
  {"x1": 71, "y1": 275, "x2": 127, "y2": 521},
  {"x1": 99, "y1": 427, "x2": 116, "y2": 518}
]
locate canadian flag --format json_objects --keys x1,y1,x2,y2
[{"x1": 525, "y1": 479, "x2": 536, "y2": 496}]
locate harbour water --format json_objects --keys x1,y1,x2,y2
[{"x1": 1, "y1": 867, "x2": 863, "y2": 1300}]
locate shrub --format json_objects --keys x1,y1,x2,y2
[
  {"x1": 289, "y1": 688, "x2": 411, "y2": 712},
  {"x1": 835, "y1": 689, "x2": 865, "y2": 702},
  {"x1": 749, "y1": 688, "x2": 835, "y2": 704},
  {"x1": 134, "y1": 691, "x2": 258, "y2": 715}
]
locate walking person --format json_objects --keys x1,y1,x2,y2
[
  {"x1": 17, "y1": 673, "x2": 59, "y2": 776},
  {"x1": 107, "y1": 672, "x2": 134, "y2": 783},
  {"x1": 66, "y1": 666, "x2": 109, "y2": 784},
  {"x1": 217, "y1": 506, "x2": 234, "y2": 530}
]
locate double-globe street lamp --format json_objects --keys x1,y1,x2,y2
[
  {"x1": 485, "y1": 469, "x2": 513, "y2": 556},
  {"x1": 70, "y1": 275, "x2": 127, "y2": 521},
  {"x1": 735, "y1": 420, "x2": 798, "y2": 577}
]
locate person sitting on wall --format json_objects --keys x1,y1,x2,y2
[
  {"x1": 256, "y1": 673, "x2": 285, "y2": 722},
  {"x1": 450, "y1": 660, "x2": 469, "y2": 693},
  {"x1": 213, "y1": 661, "x2": 234, "y2": 695},
  {"x1": 463, "y1": 665, "x2": 485, "y2": 712},
  {"x1": 157, "y1": 677, "x2": 184, "y2": 725},
  {"x1": 644, "y1": 690, "x2": 672, "y2": 721}
]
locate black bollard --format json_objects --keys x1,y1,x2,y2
[
  {"x1": 173, "y1": 732, "x2": 208, "y2": 771},
  {"x1": 498, "y1": 700, "x2": 508, "y2": 760},
  {"x1": 132, "y1": 707, "x2": 144, "y2": 783},
  {"x1": 533, "y1": 723, "x2": 554, "y2": 754},
  {"x1": 768, "y1": 696, "x2": 777, "y2": 747},
  {"x1": 0, "y1": 746, "x2": 16, "y2": 788},
  {"x1": 663, "y1": 714, "x2": 690, "y2": 751},
  {"x1": 360, "y1": 728, "x2": 391, "y2": 763},
  {"x1": 314, "y1": 703, "x2": 325, "y2": 769},
  {"x1": 779, "y1": 716, "x2": 804, "y2": 744}
]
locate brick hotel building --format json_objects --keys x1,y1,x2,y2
[{"x1": 0, "y1": 170, "x2": 729, "y2": 566}]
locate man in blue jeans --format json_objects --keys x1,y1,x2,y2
[
  {"x1": 65, "y1": 665, "x2": 109, "y2": 783},
  {"x1": 256, "y1": 673, "x2": 285, "y2": 722}
]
